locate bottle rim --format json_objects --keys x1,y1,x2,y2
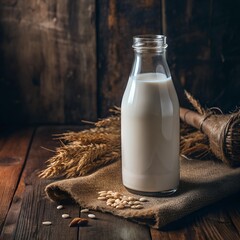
[{"x1": 132, "y1": 35, "x2": 168, "y2": 51}]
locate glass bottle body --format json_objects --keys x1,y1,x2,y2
[{"x1": 121, "y1": 35, "x2": 180, "y2": 196}]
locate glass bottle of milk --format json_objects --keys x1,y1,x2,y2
[{"x1": 121, "y1": 35, "x2": 179, "y2": 196}]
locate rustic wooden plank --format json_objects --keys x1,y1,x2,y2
[
  {"x1": 1, "y1": 126, "x2": 152, "y2": 240},
  {"x1": 228, "y1": 206, "x2": 240, "y2": 236},
  {"x1": 0, "y1": 0, "x2": 97, "y2": 124},
  {"x1": 150, "y1": 194, "x2": 240, "y2": 240},
  {"x1": 0, "y1": 127, "x2": 34, "y2": 233},
  {"x1": 151, "y1": 228, "x2": 192, "y2": 240},
  {"x1": 164, "y1": 0, "x2": 240, "y2": 112},
  {"x1": 196, "y1": 195, "x2": 240, "y2": 240},
  {"x1": 150, "y1": 217, "x2": 205, "y2": 240},
  {"x1": 14, "y1": 184, "x2": 80, "y2": 240},
  {"x1": 197, "y1": 211, "x2": 239, "y2": 240},
  {"x1": 207, "y1": 0, "x2": 240, "y2": 112},
  {"x1": 97, "y1": 0, "x2": 162, "y2": 117},
  {"x1": 1, "y1": 125, "x2": 238, "y2": 239},
  {"x1": 164, "y1": 0, "x2": 213, "y2": 108},
  {"x1": 79, "y1": 210, "x2": 151, "y2": 240},
  {"x1": 0, "y1": 126, "x2": 239, "y2": 240},
  {"x1": 2, "y1": 125, "x2": 151, "y2": 240},
  {"x1": 1, "y1": 126, "x2": 82, "y2": 240}
]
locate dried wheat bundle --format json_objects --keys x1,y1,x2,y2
[
  {"x1": 180, "y1": 123, "x2": 211, "y2": 160},
  {"x1": 39, "y1": 108, "x2": 121, "y2": 178}
]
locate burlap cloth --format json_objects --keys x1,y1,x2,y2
[{"x1": 45, "y1": 158, "x2": 240, "y2": 229}]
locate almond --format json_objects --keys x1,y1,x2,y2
[
  {"x1": 69, "y1": 218, "x2": 88, "y2": 227},
  {"x1": 77, "y1": 218, "x2": 89, "y2": 226}
]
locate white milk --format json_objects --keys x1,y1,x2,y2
[{"x1": 121, "y1": 73, "x2": 179, "y2": 194}]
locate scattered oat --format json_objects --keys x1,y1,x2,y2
[
  {"x1": 131, "y1": 205, "x2": 144, "y2": 209},
  {"x1": 116, "y1": 204, "x2": 125, "y2": 209},
  {"x1": 98, "y1": 191, "x2": 107, "y2": 194},
  {"x1": 139, "y1": 197, "x2": 148, "y2": 202},
  {"x1": 97, "y1": 190, "x2": 149, "y2": 210},
  {"x1": 113, "y1": 192, "x2": 121, "y2": 198},
  {"x1": 115, "y1": 199, "x2": 121, "y2": 204},
  {"x1": 81, "y1": 209, "x2": 89, "y2": 213},
  {"x1": 98, "y1": 196, "x2": 107, "y2": 200},
  {"x1": 42, "y1": 221, "x2": 52, "y2": 225},
  {"x1": 131, "y1": 205, "x2": 138, "y2": 209},
  {"x1": 99, "y1": 193, "x2": 107, "y2": 197},
  {"x1": 107, "y1": 198, "x2": 115, "y2": 204},
  {"x1": 88, "y1": 214, "x2": 96, "y2": 219},
  {"x1": 128, "y1": 197, "x2": 136, "y2": 201}
]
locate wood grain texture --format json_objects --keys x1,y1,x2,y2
[
  {"x1": 151, "y1": 219, "x2": 210, "y2": 240},
  {"x1": 0, "y1": 0, "x2": 97, "y2": 124},
  {"x1": 164, "y1": 0, "x2": 213, "y2": 107},
  {"x1": 164, "y1": 0, "x2": 240, "y2": 112},
  {"x1": 0, "y1": 127, "x2": 33, "y2": 233},
  {"x1": 0, "y1": 126, "x2": 82, "y2": 240},
  {"x1": 13, "y1": 183, "x2": 79, "y2": 240},
  {"x1": 97, "y1": 0, "x2": 162, "y2": 117},
  {"x1": 0, "y1": 127, "x2": 240, "y2": 239},
  {"x1": 1, "y1": 1, "x2": 240, "y2": 121},
  {"x1": 79, "y1": 210, "x2": 151, "y2": 240},
  {"x1": 197, "y1": 210, "x2": 240, "y2": 240},
  {"x1": 1, "y1": 126, "x2": 152, "y2": 240},
  {"x1": 150, "y1": 194, "x2": 240, "y2": 240}
]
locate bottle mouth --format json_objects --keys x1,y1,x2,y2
[{"x1": 132, "y1": 35, "x2": 168, "y2": 51}]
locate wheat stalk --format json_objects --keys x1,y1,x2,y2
[
  {"x1": 39, "y1": 110, "x2": 121, "y2": 179},
  {"x1": 185, "y1": 90, "x2": 205, "y2": 115}
]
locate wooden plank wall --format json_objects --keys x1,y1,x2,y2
[
  {"x1": 0, "y1": 0, "x2": 240, "y2": 123},
  {"x1": 97, "y1": 0, "x2": 162, "y2": 116},
  {"x1": 0, "y1": 0, "x2": 96, "y2": 123},
  {"x1": 165, "y1": 0, "x2": 240, "y2": 112}
]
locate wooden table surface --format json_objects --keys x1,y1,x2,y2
[{"x1": 0, "y1": 126, "x2": 240, "y2": 240}]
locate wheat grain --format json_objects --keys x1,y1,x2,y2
[{"x1": 185, "y1": 90, "x2": 205, "y2": 115}]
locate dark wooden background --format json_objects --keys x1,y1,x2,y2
[{"x1": 0, "y1": 0, "x2": 240, "y2": 124}]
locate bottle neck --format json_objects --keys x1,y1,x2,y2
[
  {"x1": 131, "y1": 50, "x2": 170, "y2": 77},
  {"x1": 130, "y1": 35, "x2": 170, "y2": 77},
  {"x1": 134, "y1": 50, "x2": 166, "y2": 58}
]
